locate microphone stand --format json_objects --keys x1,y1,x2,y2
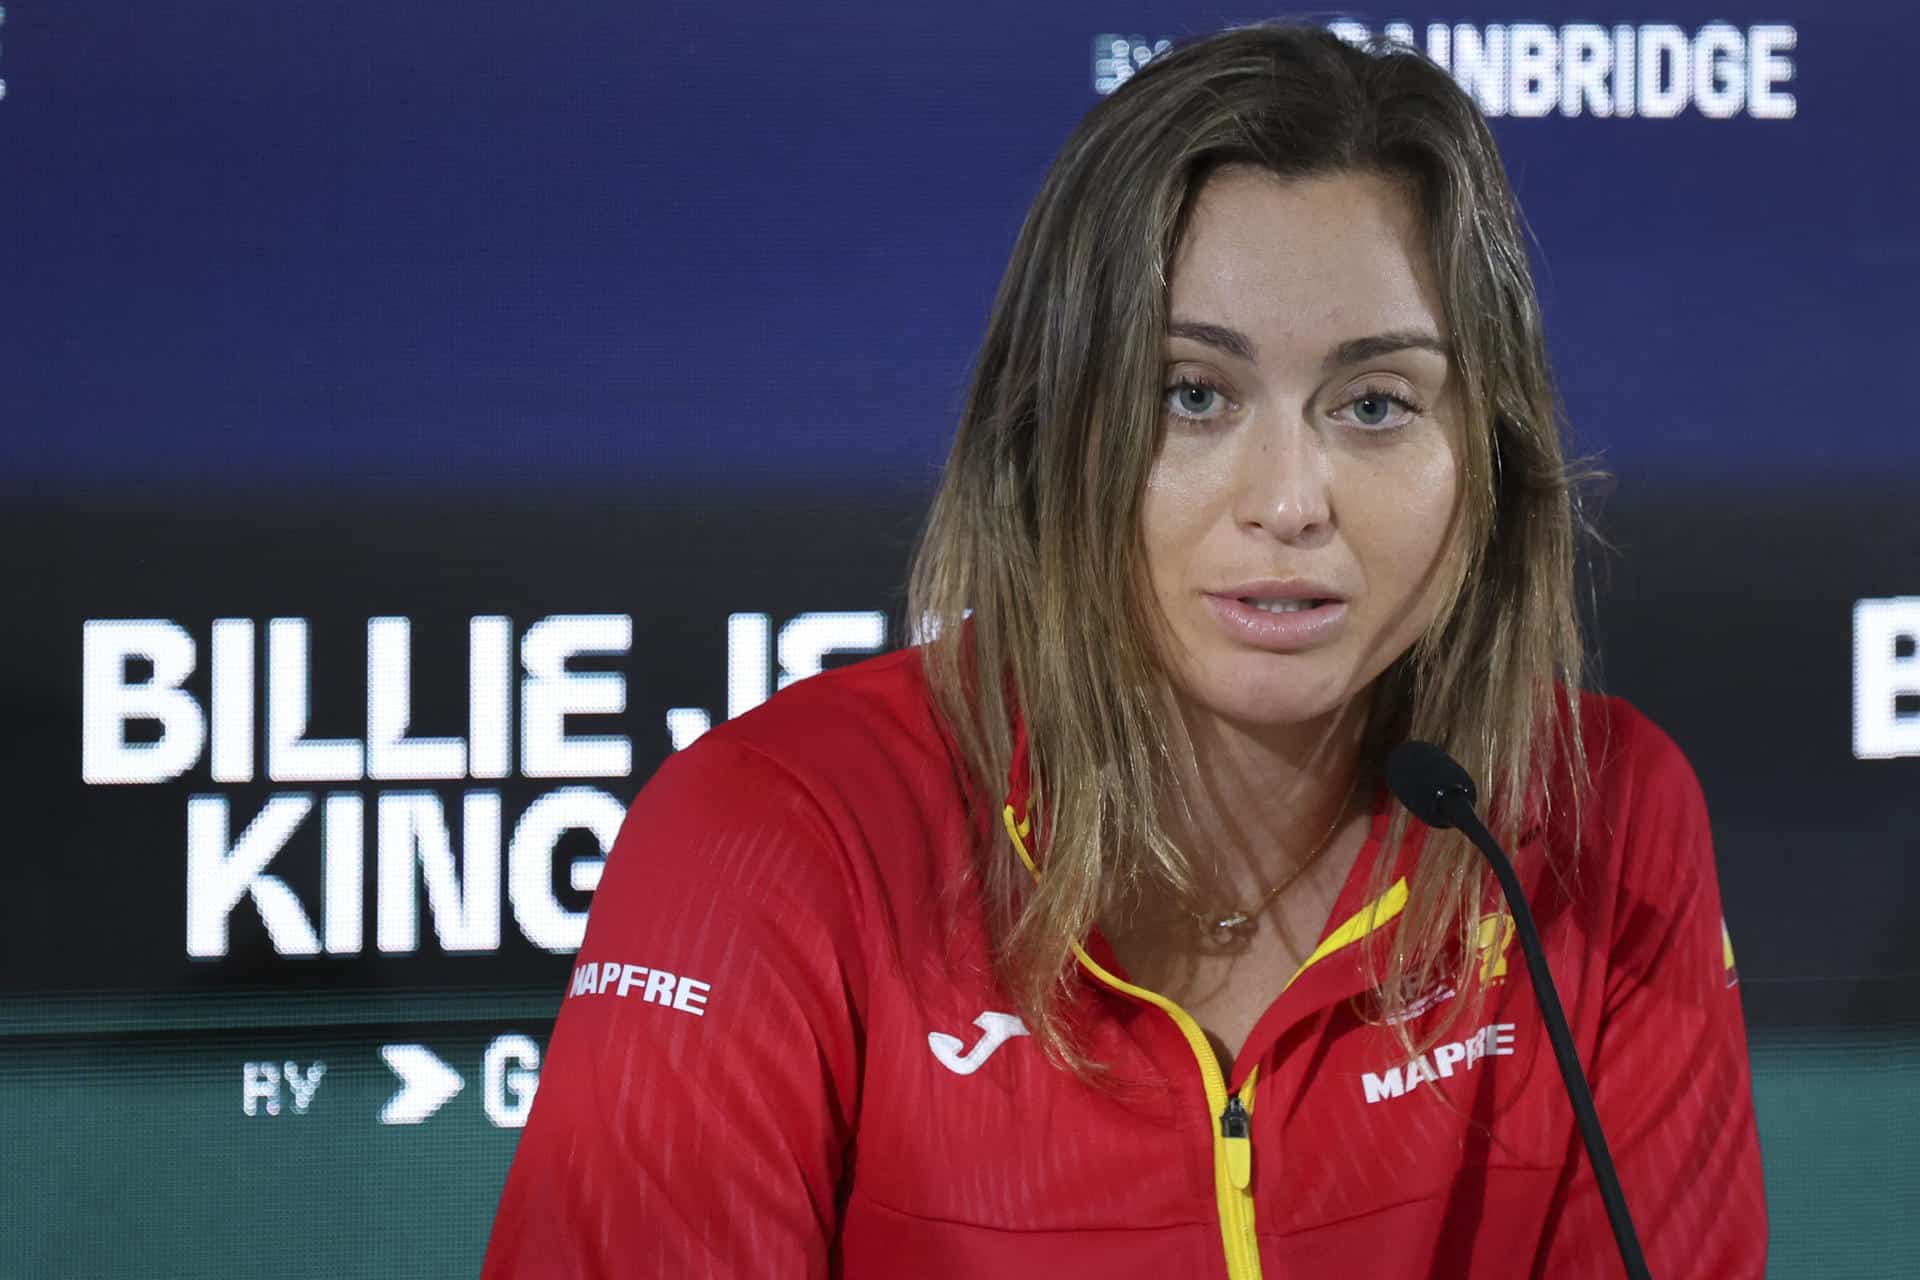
[{"x1": 1439, "y1": 791, "x2": 1653, "y2": 1280}]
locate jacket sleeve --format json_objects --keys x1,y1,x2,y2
[
  {"x1": 1535, "y1": 713, "x2": 1768, "y2": 1277},
  {"x1": 481, "y1": 736, "x2": 868, "y2": 1279}
]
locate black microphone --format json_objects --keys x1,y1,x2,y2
[{"x1": 1386, "y1": 740, "x2": 1652, "y2": 1280}]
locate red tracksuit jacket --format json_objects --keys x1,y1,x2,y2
[{"x1": 483, "y1": 647, "x2": 1767, "y2": 1277}]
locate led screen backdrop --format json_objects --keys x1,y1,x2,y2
[{"x1": 3, "y1": 3, "x2": 1916, "y2": 1276}]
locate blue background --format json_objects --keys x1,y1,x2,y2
[{"x1": 5, "y1": 2, "x2": 1918, "y2": 497}]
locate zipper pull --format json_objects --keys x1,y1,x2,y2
[{"x1": 1220, "y1": 1096, "x2": 1253, "y2": 1190}]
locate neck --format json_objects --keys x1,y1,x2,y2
[{"x1": 1163, "y1": 694, "x2": 1372, "y2": 906}]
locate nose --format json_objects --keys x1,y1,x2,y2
[{"x1": 1232, "y1": 416, "x2": 1333, "y2": 544}]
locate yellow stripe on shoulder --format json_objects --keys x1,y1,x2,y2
[{"x1": 1283, "y1": 878, "x2": 1409, "y2": 993}]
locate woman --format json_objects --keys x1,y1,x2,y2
[{"x1": 484, "y1": 21, "x2": 1766, "y2": 1277}]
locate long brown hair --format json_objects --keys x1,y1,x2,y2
[{"x1": 907, "y1": 20, "x2": 1595, "y2": 1071}]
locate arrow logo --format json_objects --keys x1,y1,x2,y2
[{"x1": 378, "y1": 1044, "x2": 464, "y2": 1124}]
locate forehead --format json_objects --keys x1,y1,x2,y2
[{"x1": 1167, "y1": 167, "x2": 1445, "y2": 352}]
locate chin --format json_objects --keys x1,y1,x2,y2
[{"x1": 1180, "y1": 655, "x2": 1360, "y2": 733}]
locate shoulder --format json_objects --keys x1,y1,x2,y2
[
  {"x1": 1550, "y1": 689, "x2": 1716, "y2": 906},
  {"x1": 1566, "y1": 689, "x2": 1708, "y2": 823},
  {"x1": 635, "y1": 645, "x2": 975, "y2": 867},
  {"x1": 709, "y1": 645, "x2": 948, "y2": 759},
  {"x1": 690, "y1": 645, "x2": 962, "y2": 803},
  {"x1": 606, "y1": 647, "x2": 990, "y2": 989},
  {"x1": 597, "y1": 653, "x2": 950, "y2": 952},
  {"x1": 1550, "y1": 696, "x2": 1745, "y2": 1022}
]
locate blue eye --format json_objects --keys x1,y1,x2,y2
[
  {"x1": 1164, "y1": 376, "x2": 1229, "y2": 423},
  {"x1": 1345, "y1": 385, "x2": 1423, "y2": 431}
]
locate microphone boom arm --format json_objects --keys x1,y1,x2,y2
[{"x1": 1440, "y1": 790, "x2": 1653, "y2": 1280}]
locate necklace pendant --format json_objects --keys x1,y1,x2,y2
[{"x1": 1208, "y1": 912, "x2": 1253, "y2": 944}]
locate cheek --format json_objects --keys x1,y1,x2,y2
[
  {"x1": 1139, "y1": 494, "x2": 1178, "y2": 602},
  {"x1": 1410, "y1": 449, "x2": 1462, "y2": 561},
  {"x1": 1136, "y1": 435, "x2": 1228, "y2": 587},
  {"x1": 1405, "y1": 450, "x2": 1466, "y2": 607},
  {"x1": 1364, "y1": 442, "x2": 1463, "y2": 601},
  {"x1": 1140, "y1": 455, "x2": 1208, "y2": 594}
]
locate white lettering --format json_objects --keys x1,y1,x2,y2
[
  {"x1": 92, "y1": 611, "x2": 916, "y2": 961},
  {"x1": 1854, "y1": 598, "x2": 1920, "y2": 759},
  {"x1": 568, "y1": 959, "x2": 713, "y2": 1015},
  {"x1": 1362, "y1": 1021, "x2": 1520, "y2": 1103},
  {"x1": 673, "y1": 975, "x2": 711, "y2": 1016},
  {"x1": 506, "y1": 786, "x2": 624, "y2": 951},
  {"x1": 1322, "y1": 21, "x2": 1799, "y2": 120},
  {"x1": 186, "y1": 781, "x2": 636, "y2": 958},
  {"x1": 1559, "y1": 24, "x2": 1611, "y2": 117},
  {"x1": 483, "y1": 1034, "x2": 541, "y2": 1128},
  {"x1": 520, "y1": 614, "x2": 631, "y2": 778},
  {"x1": 1692, "y1": 23, "x2": 1747, "y2": 120},
  {"x1": 81, "y1": 620, "x2": 205, "y2": 784},
  {"x1": 1748, "y1": 25, "x2": 1797, "y2": 119},
  {"x1": 667, "y1": 610, "x2": 886, "y2": 751},
  {"x1": 1451, "y1": 23, "x2": 1508, "y2": 116},
  {"x1": 1638, "y1": 24, "x2": 1690, "y2": 119},
  {"x1": 730, "y1": 612, "x2": 773, "y2": 716},
  {"x1": 1362, "y1": 1067, "x2": 1406, "y2": 1104},
  {"x1": 283, "y1": 1061, "x2": 325, "y2": 1114},
  {"x1": 664, "y1": 612, "x2": 774, "y2": 750},
  {"x1": 267, "y1": 618, "x2": 364, "y2": 783},
  {"x1": 1508, "y1": 23, "x2": 1558, "y2": 118},
  {"x1": 87, "y1": 612, "x2": 632, "y2": 786},
  {"x1": 322, "y1": 793, "x2": 364, "y2": 954},
  {"x1": 242, "y1": 1062, "x2": 280, "y2": 1116},
  {"x1": 1614, "y1": 24, "x2": 1636, "y2": 115},
  {"x1": 1091, "y1": 34, "x2": 1153, "y2": 93},
  {"x1": 664, "y1": 708, "x2": 712, "y2": 752},
  {"x1": 468, "y1": 615, "x2": 513, "y2": 780},
  {"x1": 775, "y1": 611, "x2": 887, "y2": 691},
  {"x1": 376, "y1": 791, "x2": 501, "y2": 952},
  {"x1": 187, "y1": 795, "x2": 320, "y2": 957},
  {"x1": 210, "y1": 618, "x2": 254, "y2": 782},
  {"x1": 367, "y1": 617, "x2": 466, "y2": 780}
]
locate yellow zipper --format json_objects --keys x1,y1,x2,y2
[
  {"x1": 1000, "y1": 799, "x2": 1412, "y2": 1275},
  {"x1": 1004, "y1": 804, "x2": 1265, "y2": 1279}
]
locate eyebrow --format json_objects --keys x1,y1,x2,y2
[{"x1": 1166, "y1": 320, "x2": 1451, "y2": 372}]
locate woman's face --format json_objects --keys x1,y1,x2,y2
[{"x1": 1142, "y1": 165, "x2": 1464, "y2": 736}]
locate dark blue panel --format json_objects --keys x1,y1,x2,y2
[{"x1": 0, "y1": 4, "x2": 1912, "y2": 494}]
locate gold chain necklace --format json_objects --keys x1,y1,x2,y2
[{"x1": 1193, "y1": 777, "x2": 1358, "y2": 946}]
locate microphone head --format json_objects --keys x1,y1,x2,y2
[{"x1": 1386, "y1": 740, "x2": 1478, "y2": 829}]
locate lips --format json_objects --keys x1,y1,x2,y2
[
  {"x1": 1213, "y1": 578, "x2": 1346, "y2": 604},
  {"x1": 1203, "y1": 582, "x2": 1349, "y2": 651},
  {"x1": 1236, "y1": 595, "x2": 1337, "y2": 614}
]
